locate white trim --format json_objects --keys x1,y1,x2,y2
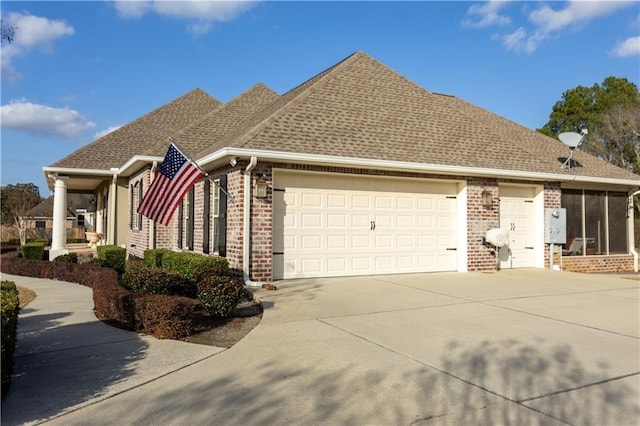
[
  {"x1": 119, "y1": 155, "x2": 164, "y2": 176},
  {"x1": 198, "y1": 148, "x2": 640, "y2": 187},
  {"x1": 456, "y1": 184, "x2": 468, "y2": 272}
]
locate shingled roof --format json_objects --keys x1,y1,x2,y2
[
  {"x1": 50, "y1": 88, "x2": 221, "y2": 170},
  {"x1": 48, "y1": 52, "x2": 638, "y2": 183},
  {"x1": 220, "y1": 51, "x2": 638, "y2": 181}
]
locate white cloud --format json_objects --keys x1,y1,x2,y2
[
  {"x1": 1, "y1": 12, "x2": 74, "y2": 79},
  {"x1": 465, "y1": 0, "x2": 636, "y2": 54},
  {"x1": 462, "y1": 1, "x2": 511, "y2": 28},
  {"x1": 94, "y1": 125, "x2": 123, "y2": 139},
  {"x1": 0, "y1": 99, "x2": 96, "y2": 139},
  {"x1": 610, "y1": 36, "x2": 640, "y2": 57},
  {"x1": 113, "y1": 0, "x2": 256, "y2": 36}
]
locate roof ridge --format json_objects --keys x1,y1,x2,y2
[{"x1": 212, "y1": 52, "x2": 366, "y2": 151}]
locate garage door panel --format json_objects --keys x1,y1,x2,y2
[
  {"x1": 500, "y1": 191, "x2": 536, "y2": 269},
  {"x1": 273, "y1": 171, "x2": 459, "y2": 279}
]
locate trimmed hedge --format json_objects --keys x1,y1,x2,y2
[
  {"x1": 197, "y1": 275, "x2": 244, "y2": 318},
  {"x1": 121, "y1": 261, "x2": 195, "y2": 298},
  {"x1": 143, "y1": 248, "x2": 172, "y2": 268},
  {"x1": 97, "y1": 245, "x2": 126, "y2": 275},
  {"x1": 21, "y1": 242, "x2": 45, "y2": 260},
  {"x1": 1, "y1": 280, "x2": 19, "y2": 400},
  {"x1": 161, "y1": 252, "x2": 229, "y2": 280},
  {"x1": 53, "y1": 253, "x2": 78, "y2": 263},
  {"x1": 0, "y1": 256, "x2": 196, "y2": 340}
]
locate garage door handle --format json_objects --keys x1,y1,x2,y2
[
  {"x1": 370, "y1": 221, "x2": 376, "y2": 230},
  {"x1": 525, "y1": 247, "x2": 534, "y2": 250},
  {"x1": 446, "y1": 248, "x2": 457, "y2": 251}
]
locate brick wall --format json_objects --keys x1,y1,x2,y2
[
  {"x1": 127, "y1": 159, "x2": 631, "y2": 281},
  {"x1": 556, "y1": 254, "x2": 635, "y2": 273},
  {"x1": 467, "y1": 178, "x2": 500, "y2": 271}
]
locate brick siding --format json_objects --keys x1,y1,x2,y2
[{"x1": 124, "y1": 161, "x2": 633, "y2": 282}]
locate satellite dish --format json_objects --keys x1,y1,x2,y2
[
  {"x1": 559, "y1": 132, "x2": 583, "y2": 148},
  {"x1": 485, "y1": 228, "x2": 508, "y2": 248},
  {"x1": 559, "y1": 129, "x2": 587, "y2": 170}
]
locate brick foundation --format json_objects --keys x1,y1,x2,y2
[{"x1": 555, "y1": 254, "x2": 635, "y2": 273}]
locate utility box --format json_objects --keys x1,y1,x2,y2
[{"x1": 545, "y1": 208, "x2": 566, "y2": 244}]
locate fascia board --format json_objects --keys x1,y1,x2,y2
[{"x1": 198, "y1": 148, "x2": 640, "y2": 187}]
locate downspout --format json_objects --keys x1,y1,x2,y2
[
  {"x1": 630, "y1": 190, "x2": 639, "y2": 273},
  {"x1": 243, "y1": 157, "x2": 264, "y2": 286},
  {"x1": 148, "y1": 161, "x2": 158, "y2": 249}
]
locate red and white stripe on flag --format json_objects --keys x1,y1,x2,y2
[{"x1": 137, "y1": 143, "x2": 205, "y2": 226}]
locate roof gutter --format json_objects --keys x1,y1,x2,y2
[{"x1": 198, "y1": 148, "x2": 640, "y2": 187}]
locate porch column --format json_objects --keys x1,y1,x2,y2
[{"x1": 49, "y1": 176, "x2": 69, "y2": 260}]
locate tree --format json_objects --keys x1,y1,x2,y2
[
  {"x1": 1, "y1": 183, "x2": 42, "y2": 245},
  {"x1": 1, "y1": 19, "x2": 16, "y2": 44},
  {"x1": 538, "y1": 76, "x2": 640, "y2": 173}
]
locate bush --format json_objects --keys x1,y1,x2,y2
[
  {"x1": 85, "y1": 258, "x2": 109, "y2": 268},
  {"x1": 197, "y1": 275, "x2": 244, "y2": 318},
  {"x1": 1, "y1": 280, "x2": 19, "y2": 400},
  {"x1": 66, "y1": 238, "x2": 87, "y2": 244},
  {"x1": 143, "y1": 248, "x2": 172, "y2": 268},
  {"x1": 21, "y1": 242, "x2": 45, "y2": 260},
  {"x1": 53, "y1": 253, "x2": 78, "y2": 263},
  {"x1": 121, "y1": 261, "x2": 195, "y2": 297},
  {"x1": 97, "y1": 245, "x2": 126, "y2": 275},
  {"x1": 161, "y1": 252, "x2": 229, "y2": 280},
  {"x1": 134, "y1": 295, "x2": 195, "y2": 339},
  {"x1": 27, "y1": 238, "x2": 50, "y2": 246}
]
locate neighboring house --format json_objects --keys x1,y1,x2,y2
[
  {"x1": 22, "y1": 194, "x2": 96, "y2": 240},
  {"x1": 43, "y1": 52, "x2": 639, "y2": 281}
]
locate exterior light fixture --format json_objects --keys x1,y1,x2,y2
[
  {"x1": 229, "y1": 157, "x2": 238, "y2": 167},
  {"x1": 481, "y1": 190, "x2": 493, "y2": 208},
  {"x1": 255, "y1": 174, "x2": 268, "y2": 198}
]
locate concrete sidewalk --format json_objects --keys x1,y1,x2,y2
[
  {"x1": 2, "y1": 270, "x2": 639, "y2": 425},
  {"x1": 0, "y1": 273, "x2": 224, "y2": 425}
]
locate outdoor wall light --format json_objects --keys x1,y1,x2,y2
[
  {"x1": 255, "y1": 174, "x2": 268, "y2": 198},
  {"x1": 481, "y1": 190, "x2": 493, "y2": 208},
  {"x1": 229, "y1": 157, "x2": 238, "y2": 167}
]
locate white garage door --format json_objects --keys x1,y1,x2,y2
[
  {"x1": 273, "y1": 171, "x2": 459, "y2": 280},
  {"x1": 499, "y1": 186, "x2": 536, "y2": 269}
]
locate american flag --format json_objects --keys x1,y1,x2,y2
[{"x1": 137, "y1": 143, "x2": 205, "y2": 226}]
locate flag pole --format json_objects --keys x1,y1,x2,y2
[{"x1": 168, "y1": 136, "x2": 234, "y2": 200}]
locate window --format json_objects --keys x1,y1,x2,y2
[
  {"x1": 186, "y1": 187, "x2": 195, "y2": 251},
  {"x1": 77, "y1": 214, "x2": 85, "y2": 228},
  {"x1": 35, "y1": 220, "x2": 46, "y2": 230},
  {"x1": 130, "y1": 181, "x2": 144, "y2": 231},
  {"x1": 202, "y1": 177, "x2": 227, "y2": 256},
  {"x1": 177, "y1": 200, "x2": 183, "y2": 249},
  {"x1": 203, "y1": 180, "x2": 211, "y2": 254},
  {"x1": 561, "y1": 190, "x2": 628, "y2": 256},
  {"x1": 137, "y1": 181, "x2": 143, "y2": 230}
]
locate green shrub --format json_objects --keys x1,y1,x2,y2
[
  {"x1": 143, "y1": 248, "x2": 172, "y2": 268},
  {"x1": 53, "y1": 253, "x2": 78, "y2": 263},
  {"x1": 197, "y1": 275, "x2": 244, "y2": 318},
  {"x1": 121, "y1": 261, "x2": 195, "y2": 297},
  {"x1": 66, "y1": 238, "x2": 87, "y2": 244},
  {"x1": 86, "y1": 258, "x2": 109, "y2": 268},
  {"x1": 161, "y1": 252, "x2": 229, "y2": 280},
  {"x1": 21, "y1": 242, "x2": 45, "y2": 260},
  {"x1": 27, "y1": 238, "x2": 50, "y2": 246},
  {"x1": 97, "y1": 245, "x2": 126, "y2": 275},
  {"x1": 1, "y1": 280, "x2": 20, "y2": 400}
]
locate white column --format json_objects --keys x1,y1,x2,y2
[{"x1": 49, "y1": 176, "x2": 69, "y2": 260}]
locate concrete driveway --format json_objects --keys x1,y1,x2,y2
[{"x1": 3, "y1": 269, "x2": 639, "y2": 425}]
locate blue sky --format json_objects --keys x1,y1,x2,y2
[{"x1": 1, "y1": 1, "x2": 639, "y2": 196}]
